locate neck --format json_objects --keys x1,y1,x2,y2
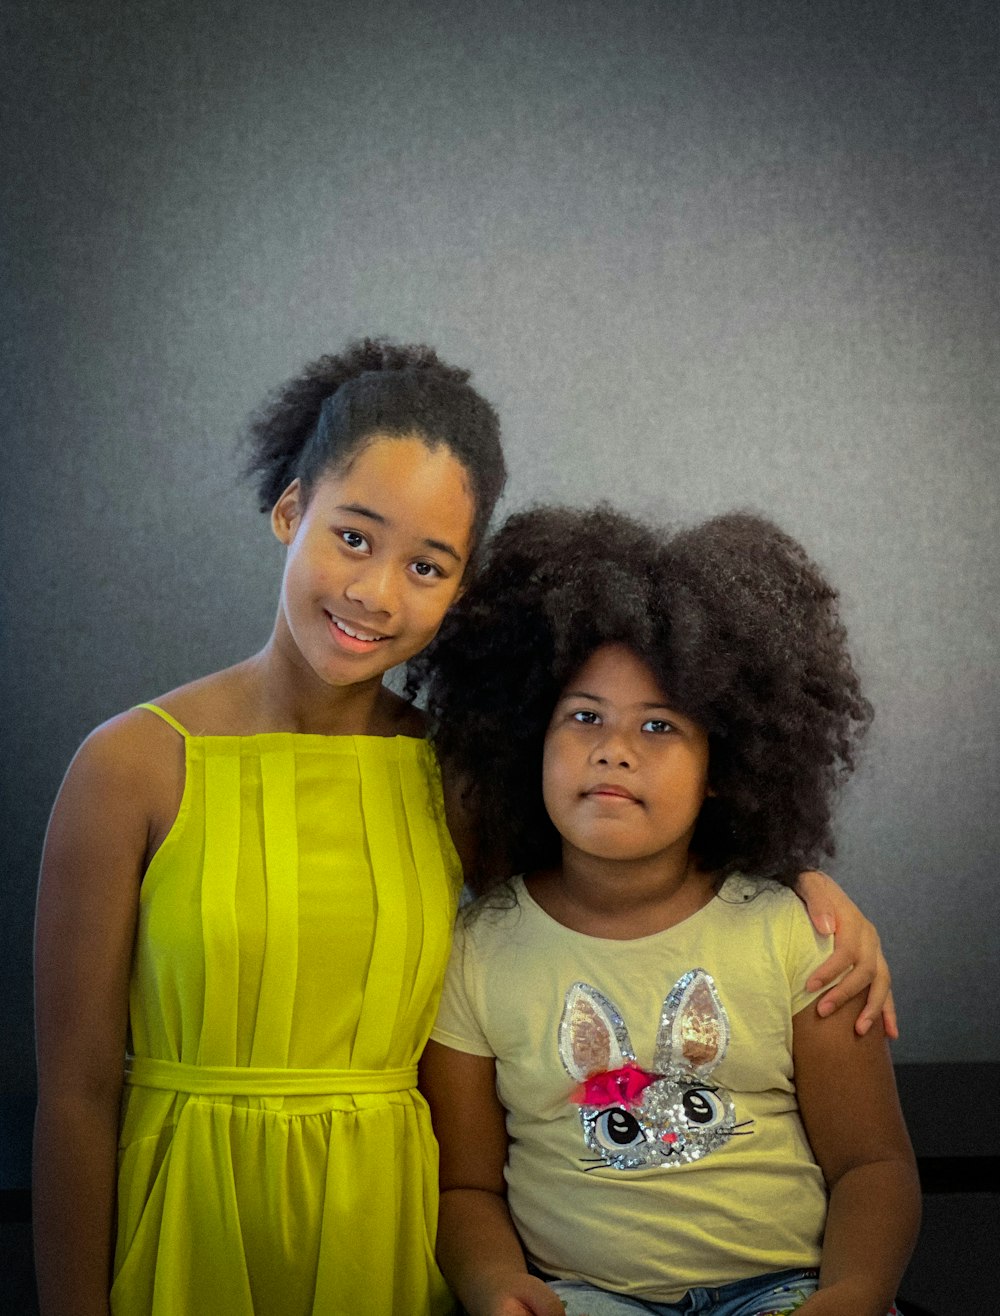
[
  {"x1": 247, "y1": 627, "x2": 396, "y2": 737},
  {"x1": 529, "y1": 844, "x2": 716, "y2": 940}
]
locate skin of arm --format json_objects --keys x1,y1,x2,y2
[
  {"x1": 419, "y1": 1041, "x2": 567, "y2": 1316},
  {"x1": 33, "y1": 714, "x2": 180, "y2": 1316},
  {"x1": 794, "y1": 870, "x2": 897, "y2": 1038},
  {"x1": 440, "y1": 771, "x2": 479, "y2": 881},
  {"x1": 790, "y1": 993, "x2": 922, "y2": 1315}
]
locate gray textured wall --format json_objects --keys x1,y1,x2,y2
[{"x1": 2, "y1": 0, "x2": 998, "y2": 1104}]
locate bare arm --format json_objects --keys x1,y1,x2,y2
[
  {"x1": 440, "y1": 768, "x2": 479, "y2": 881},
  {"x1": 419, "y1": 1041, "x2": 565, "y2": 1316},
  {"x1": 791, "y1": 994, "x2": 921, "y2": 1315},
  {"x1": 794, "y1": 871, "x2": 897, "y2": 1038},
  {"x1": 33, "y1": 714, "x2": 176, "y2": 1316}
]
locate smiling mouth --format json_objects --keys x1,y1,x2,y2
[{"x1": 325, "y1": 613, "x2": 390, "y2": 645}]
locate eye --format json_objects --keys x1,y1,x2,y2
[
  {"x1": 641, "y1": 718, "x2": 674, "y2": 734},
  {"x1": 338, "y1": 529, "x2": 369, "y2": 552},
  {"x1": 592, "y1": 1108, "x2": 645, "y2": 1152},
  {"x1": 410, "y1": 560, "x2": 443, "y2": 579},
  {"x1": 571, "y1": 710, "x2": 601, "y2": 725},
  {"x1": 681, "y1": 1087, "x2": 726, "y2": 1128}
]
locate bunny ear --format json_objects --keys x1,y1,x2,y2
[
  {"x1": 653, "y1": 969, "x2": 730, "y2": 1078},
  {"x1": 558, "y1": 982, "x2": 636, "y2": 1081}
]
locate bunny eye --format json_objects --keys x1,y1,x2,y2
[
  {"x1": 681, "y1": 1087, "x2": 726, "y2": 1128},
  {"x1": 593, "y1": 1107, "x2": 645, "y2": 1152}
]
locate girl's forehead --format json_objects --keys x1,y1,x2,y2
[
  {"x1": 315, "y1": 435, "x2": 476, "y2": 551},
  {"x1": 561, "y1": 644, "x2": 667, "y2": 700},
  {"x1": 328, "y1": 431, "x2": 467, "y2": 485}
]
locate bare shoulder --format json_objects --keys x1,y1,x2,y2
[
  {"x1": 60, "y1": 662, "x2": 247, "y2": 852},
  {"x1": 146, "y1": 661, "x2": 257, "y2": 735},
  {"x1": 74, "y1": 703, "x2": 181, "y2": 781},
  {"x1": 66, "y1": 663, "x2": 247, "y2": 801},
  {"x1": 57, "y1": 704, "x2": 184, "y2": 857}
]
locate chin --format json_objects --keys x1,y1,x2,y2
[{"x1": 567, "y1": 839, "x2": 649, "y2": 863}]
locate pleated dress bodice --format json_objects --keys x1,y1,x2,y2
[{"x1": 112, "y1": 706, "x2": 462, "y2": 1316}]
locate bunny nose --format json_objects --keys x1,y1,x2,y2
[{"x1": 660, "y1": 1132, "x2": 678, "y2": 1144}]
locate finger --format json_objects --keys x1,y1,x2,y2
[
  {"x1": 881, "y1": 992, "x2": 900, "y2": 1040},
  {"x1": 809, "y1": 908, "x2": 836, "y2": 937},
  {"x1": 505, "y1": 1277, "x2": 568, "y2": 1316},
  {"x1": 852, "y1": 960, "x2": 893, "y2": 1036},
  {"x1": 855, "y1": 982, "x2": 898, "y2": 1039},
  {"x1": 806, "y1": 947, "x2": 864, "y2": 992},
  {"x1": 814, "y1": 964, "x2": 875, "y2": 1019},
  {"x1": 797, "y1": 870, "x2": 837, "y2": 937},
  {"x1": 522, "y1": 1289, "x2": 567, "y2": 1316}
]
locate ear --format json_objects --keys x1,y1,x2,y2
[
  {"x1": 654, "y1": 969, "x2": 729, "y2": 1078},
  {"x1": 558, "y1": 982, "x2": 635, "y2": 1081},
  {"x1": 271, "y1": 479, "x2": 304, "y2": 545}
]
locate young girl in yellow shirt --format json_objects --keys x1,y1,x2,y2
[{"x1": 418, "y1": 506, "x2": 918, "y2": 1316}]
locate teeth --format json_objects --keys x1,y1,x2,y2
[{"x1": 334, "y1": 618, "x2": 385, "y2": 642}]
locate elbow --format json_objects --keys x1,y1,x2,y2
[{"x1": 35, "y1": 1079, "x2": 124, "y2": 1139}]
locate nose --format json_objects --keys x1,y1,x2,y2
[
  {"x1": 589, "y1": 729, "x2": 634, "y2": 770},
  {"x1": 344, "y1": 560, "x2": 397, "y2": 617}
]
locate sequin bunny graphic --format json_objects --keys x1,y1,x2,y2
[{"x1": 558, "y1": 969, "x2": 750, "y2": 1170}]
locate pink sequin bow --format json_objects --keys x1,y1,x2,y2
[{"x1": 571, "y1": 1062, "x2": 658, "y2": 1108}]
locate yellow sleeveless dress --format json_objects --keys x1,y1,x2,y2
[{"x1": 111, "y1": 705, "x2": 462, "y2": 1316}]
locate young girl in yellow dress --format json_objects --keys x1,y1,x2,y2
[{"x1": 34, "y1": 340, "x2": 892, "y2": 1316}]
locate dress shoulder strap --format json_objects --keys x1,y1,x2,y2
[{"x1": 136, "y1": 702, "x2": 190, "y2": 738}]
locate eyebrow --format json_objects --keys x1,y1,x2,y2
[
  {"x1": 335, "y1": 503, "x2": 465, "y2": 564},
  {"x1": 559, "y1": 690, "x2": 675, "y2": 711}
]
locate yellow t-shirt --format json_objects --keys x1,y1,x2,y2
[{"x1": 432, "y1": 876, "x2": 832, "y2": 1302}]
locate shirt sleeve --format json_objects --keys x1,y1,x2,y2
[
  {"x1": 784, "y1": 892, "x2": 838, "y2": 1016},
  {"x1": 430, "y1": 912, "x2": 495, "y2": 1056}
]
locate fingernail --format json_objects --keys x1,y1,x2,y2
[
  {"x1": 817, "y1": 914, "x2": 835, "y2": 935},
  {"x1": 817, "y1": 999, "x2": 834, "y2": 1016},
  {"x1": 857, "y1": 1018, "x2": 872, "y2": 1035}
]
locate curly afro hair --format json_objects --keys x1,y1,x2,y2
[
  {"x1": 409, "y1": 504, "x2": 872, "y2": 893},
  {"x1": 245, "y1": 336, "x2": 506, "y2": 557}
]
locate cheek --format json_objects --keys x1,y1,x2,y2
[
  {"x1": 541, "y1": 736, "x2": 572, "y2": 817},
  {"x1": 673, "y1": 751, "x2": 711, "y2": 813},
  {"x1": 411, "y1": 582, "x2": 464, "y2": 639},
  {"x1": 285, "y1": 533, "x2": 336, "y2": 589},
  {"x1": 280, "y1": 544, "x2": 310, "y2": 606},
  {"x1": 692, "y1": 748, "x2": 712, "y2": 800}
]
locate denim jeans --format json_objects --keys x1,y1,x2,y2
[{"x1": 533, "y1": 1266, "x2": 901, "y2": 1316}]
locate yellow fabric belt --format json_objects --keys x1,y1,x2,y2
[{"x1": 124, "y1": 1055, "x2": 418, "y2": 1096}]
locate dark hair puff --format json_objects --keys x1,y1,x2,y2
[
  {"x1": 411, "y1": 505, "x2": 871, "y2": 894},
  {"x1": 245, "y1": 337, "x2": 506, "y2": 554},
  {"x1": 665, "y1": 512, "x2": 872, "y2": 882}
]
